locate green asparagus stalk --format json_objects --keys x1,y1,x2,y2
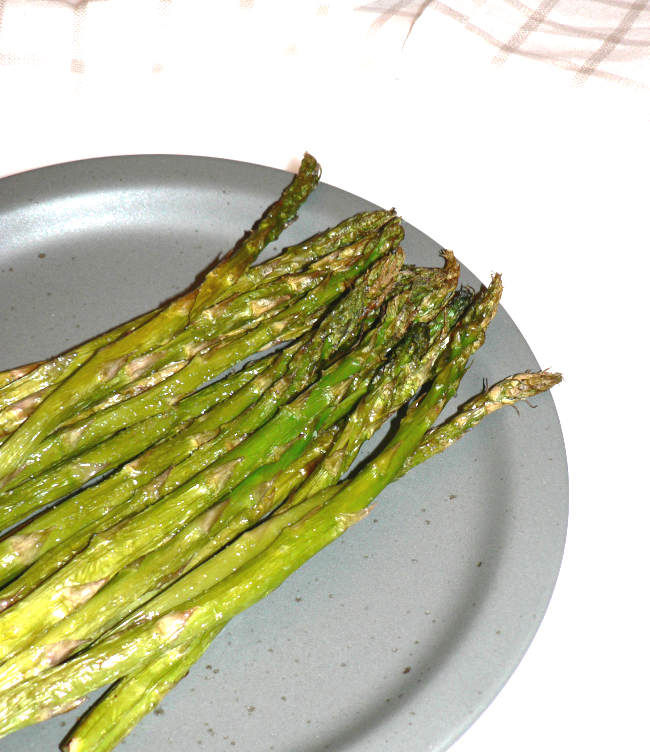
[
  {"x1": 22, "y1": 314, "x2": 451, "y2": 658},
  {"x1": 287, "y1": 287, "x2": 473, "y2": 507},
  {"x1": 0, "y1": 234, "x2": 377, "y2": 443},
  {"x1": 0, "y1": 266, "x2": 397, "y2": 604},
  {"x1": 0, "y1": 378, "x2": 344, "y2": 661},
  {"x1": 0, "y1": 254, "x2": 457, "y2": 681},
  {"x1": 100, "y1": 278, "x2": 485, "y2": 641},
  {"x1": 0, "y1": 425, "x2": 346, "y2": 692},
  {"x1": 399, "y1": 370, "x2": 563, "y2": 476},
  {"x1": 53, "y1": 228, "x2": 392, "y2": 435},
  {"x1": 0, "y1": 278, "x2": 504, "y2": 737},
  {"x1": 0, "y1": 220, "x2": 402, "y2": 495},
  {"x1": 227, "y1": 208, "x2": 396, "y2": 298},
  {"x1": 64, "y1": 367, "x2": 561, "y2": 752},
  {"x1": 0, "y1": 350, "x2": 278, "y2": 534},
  {"x1": 0, "y1": 269, "x2": 326, "y2": 440},
  {"x1": 0, "y1": 494, "x2": 341, "y2": 739},
  {"x1": 188, "y1": 154, "x2": 321, "y2": 319},
  {"x1": 0, "y1": 311, "x2": 159, "y2": 412},
  {"x1": 0, "y1": 208, "x2": 394, "y2": 434},
  {"x1": 0, "y1": 346, "x2": 300, "y2": 590},
  {"x1": 0, "y1": 240, "x2": 402, "y2": 593},
  {"x1": 0, "y1": 154, "x2": 321, "y2": 484},
  {"x1": 0, "y1": 244, "x2": 363, "y2": 498},
  {"x1": 94, "y1": 302, "x2": 469, "y2": 642},
  {"x1": 61, "y1": 628, "x2": 221, "y2": 752},
  {"x1": 0, "y1": 252, "x2": 405, "y2": 651},
  {"x1": 0, "y1": 250, "x2": 458, "y2": 660},
  {"x1": 91, "y1": 299, "x2": 474, "y2": 645}
]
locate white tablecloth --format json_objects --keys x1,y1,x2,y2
[{"x1": 1, "y1": 2, "x2": 648, "y2": 750}]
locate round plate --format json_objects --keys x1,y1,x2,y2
[{"x1": 0, "y1": 156, "x2": 568, "y2": 752}]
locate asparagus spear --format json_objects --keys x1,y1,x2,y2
[
  {"x1": 99, "y1": 278, "x2": 493, "y2": 639},
  {"x1": 61, "y1": 628, "x2": 221, "y2": 752},
  {"x1": 0, "y1": 237, "x2": 369, "y2": 500},
  {"x1": 61, "y1": 365, "x2": 561, "y2": 752},
  {"x1": 0, "y1": 494, "x2": 341, "y2": 739},
  {"x1": 0, "y1": 268, "x2": 325, "y2": 439},
  {"x1": 0, "y1": 155, "x2": 321, "y2": 484},
  {"x1": 0, "y1": 240, "x2": 402, "y2": 590},
  {"x1": 0, "y1": 346, "x2": 298, "y2": 590},
  {"x1": 92, "y1": 297, "x2": 472, "y2": 645},
  {"x1": 0, "y1": 231, "x2": 381, "y2": 443},
  {"x1": 0, "y1": 220, "x2": 402, "y2": 494},
  {"x1": 0, "y1": 250, "x2": 457, "y2": 660},
  {"x1": 0, "y1": 208, "x2": 394, "y2": 432},
  {"x1": 0, "y1": 350, "x2": 277, "y2": 533},
  {"x1": 0, "y1": 255, "x2": 459, "y2": 684},
  {"x1": 65, "y1": 368, "x2": 560, "y2": 752},
  {"x1": 0, "y1": 425, "x2": 347, "y2": 693},
  {"x1": 87, "y1": 309, "x2": 469, "y2": 644},
  {"x1": 287, "y1": 287, "x2": 473, "y2": 507},
  {"x1": 188, "y1": 154, "x2": 321, "y2": 319},
  {"x1": 0, "y1": 279, "x2": 503, "y2": 737},
  {"x1": 0, "y1": 366, "x2": 560, "y2": 748},
  {"x1": 399, "y1": 370, "x2": 563, "y2": 476},
  {"x1": 230, "y1": 208, "x2": 395, "y2": 293},
  {"x1": 0, "y1": 252, "x2": 405, "y2": 650},
  {"x1": 0, "y1": 266, "x2": 396, "y2": 601},
  {"x1": 0, "y1": 311, "x2": 159, "y2": 411}
]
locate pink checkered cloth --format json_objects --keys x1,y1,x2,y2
[
  {"x1": 0, "y1": 0, "x2": 648, "y2": 88},
  {"x1": 360, "y1": 0, "x2": 650, "y2": 87}
]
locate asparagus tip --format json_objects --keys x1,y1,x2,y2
[
  {"x1": 483, "y1": 370, "x2": 562, "y2": 414},
  {"x1": 510, "y1": 370, "x2": 562, "y2": 394},
  {"x1": 300, "y1": 153, "x2": 322, "y2": 180}
]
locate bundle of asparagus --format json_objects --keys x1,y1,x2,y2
[{"x1": 0, "y1": 154, "x2": 561, "y2": 751}]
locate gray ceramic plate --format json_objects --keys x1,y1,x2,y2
[{"x1": 0, "y1": 156, "x2": 568, "y2": 752}]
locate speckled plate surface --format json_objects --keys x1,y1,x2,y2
[{"x1": 0, "y1": 156, "x2": 568, "y2": 752}]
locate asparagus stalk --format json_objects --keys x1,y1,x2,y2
[
  {"x1": 0, "y1": 232, "x2": 378, "y2": 443},
  {"x1": 0, "y1": 311, "x2": 159, "y2": 412},
  {"x1": 0, "y1": 155, "x2": 321, "y2": 484},
  {"x1": 62, "y1": 370, "x2": 561, "y2": 752},
  {"x1": 0, "y1": 269, "x2": 325, "y2": 439},
  {"x1": 0, "y1": 220, "x2": 403, "y2": 494},
  {"x1": 0, "y1": 252, "x2": 457, "y2": 661},
  {"x1": 94, "y1": 304, "x2": 468, "y2": 642},
  {"x1": 0, "y1": 489, "x2": 343, "y2": 740},
  {"x1": 0, "y1": 255, "x2": 459, "y2": 684},
  {"x1": 0, "y1": 208, "x2": 394, "y2": 433},
  {"x1": 399, "y1": 370, "x2": 563, "y2": 476},
  {"x1": 0, "y1": 240, "x2": 403, "y2": 592},
  {"x1": 0, "y1": 237, "x2": 369, "y2": 500},
  {"x1": 101, "y1": 277, "x2": 493, "y2": 639},
  {"x1": 0, "y1": 279, "x2": 503, "y2": 737},
  {"x1": 287, "y1": 287, "x2": 473, "y2": 508},
  {"x1": 0, "y1": 350, "x2": 277, "y2": 533},
  {"x1": 0, "y1": 346, "x2": 299, "y2": 590},
  {"x1": 58, "y1": 227, "x2": 393, "y2": 433},
  {"x1": 0, "y1": 363, "x2": 44, "y2": 391},
  {"x1": 61, "y1": 628, "x2": 221, "y2": 752},
  {"x1": 0, "y1": 251, "x2": 405, "y2": 653},
  {"x1": 188, "y1": 154, "x2": 321, "y2": 319},
  {"x1": 226, "y1": 208, "x2": 395, "y2": 299},
  {"x1": 0, "y1": 366, "x2": 560, "y2": 747},
  {"x1": 0, "y1": 425, "x2": 346, "y2": 693},
  {"x1": 93, "y1": 299, "x2": 472, "y2": 645}
]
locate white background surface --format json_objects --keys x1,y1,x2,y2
[{"x1": 1, "y1": 2, "x2": 649, "y2": 750}]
